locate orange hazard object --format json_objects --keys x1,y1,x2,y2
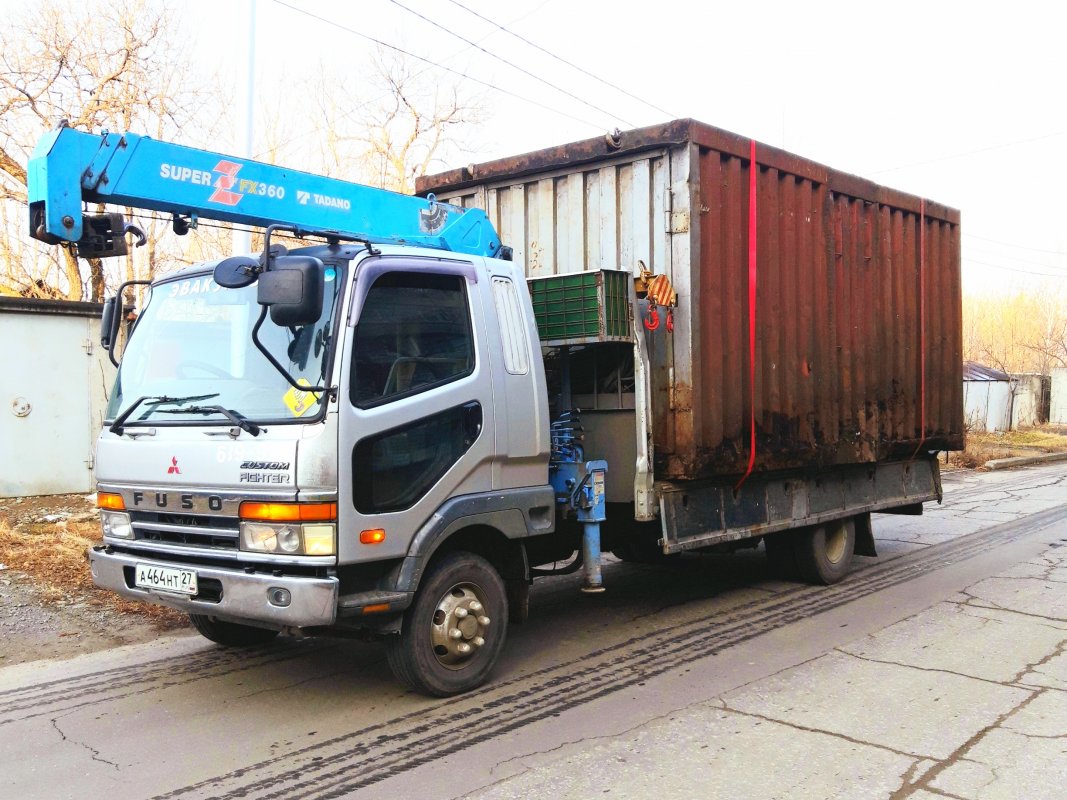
[{"x1": 646, "y1": 274, "x2": 676, "y2": 307}]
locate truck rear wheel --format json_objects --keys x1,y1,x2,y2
[
  {"x1": 188, "y1": 614, "x2": 280, "y2": 646},
  {"x1": 612, "y1": 537, "x2": 668, "y2": 564},
  {"x1": 794, "y1": 517, "x2": 856, "y2": 585},
  {"x1": 386, "y1": 551, "x2": 508, "y2": 697}
]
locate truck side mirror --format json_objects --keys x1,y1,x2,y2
[
  {"x1": 100, "y1": 296, "x2": 119, "y2": 348},
  {"x1": 100, "y1": 279, "x2": 152, "y2": 367},
  {"x1": 258, "y1": 256, "x2": 325, "y2": 326}
]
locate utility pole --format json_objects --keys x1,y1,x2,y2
[{"x1": 234, "y1": 0, "x2": 257, "y2": 255}]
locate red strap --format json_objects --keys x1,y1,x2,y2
[
  {"x1": 736, "y1": 140, "x2": 758, "y2": 491},
  {"x1": 911, "y1": 200, "x2": 927, "y2": 459}
]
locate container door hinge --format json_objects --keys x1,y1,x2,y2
[
  {"x1": 85, "y1": 453, "x2": 95, "y2": 469},
  {"x1": 665, "y1": 185, "x2": 689, "y2": 234},
  {"x1": 668, "y1": 211, "x2": 690, "y2": 234},
  {"x1": 83, "y1": 338, "x2": 93, "y2": 355}
]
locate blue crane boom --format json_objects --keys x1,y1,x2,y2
[{"x1": 27, "y1": 127, "x2": 502, "y2": 258}]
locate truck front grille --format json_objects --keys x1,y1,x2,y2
[{"x1": 129, "y1": 512, "x2": 239, "y2": 551}]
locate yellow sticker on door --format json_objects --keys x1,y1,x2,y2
[{"x1": 283, "y1": 379, "x2": 320, "y2": 417}]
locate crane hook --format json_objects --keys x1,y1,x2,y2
[
  {"x1": 123, "y1": 221, "x2": 147, "y2": 248},
  {"x1": 644, "y1": 303, "x2": 660, "y2": 331}
]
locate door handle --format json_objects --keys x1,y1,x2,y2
[{"x1": 463, "y1": 401, "x2": 483, "y2": 443}]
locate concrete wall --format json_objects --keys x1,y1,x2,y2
[
  {"x1": 0, "y1": 298, "x2": 116, "y2": 497},
  {"x1": 1052, "y1": 368, "x2": 1067, "y2": 425},
  {"x1": 1010, "y1": 374, "x2": 1050, "y2": 428},
  {"x1": 963, "y1": 379, "x2": 1013, "y2": 433}
]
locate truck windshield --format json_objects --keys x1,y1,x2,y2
[{"x1": 105, "y1": 266, "x2": 342, "y2": 425}]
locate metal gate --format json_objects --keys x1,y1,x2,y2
[{"x1": 0, "y1": 298, "x2": 115, "y2": 497}]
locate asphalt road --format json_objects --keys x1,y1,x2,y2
[{"x1": 2, "y1": 463, "x2": 1065, "y2": 800}]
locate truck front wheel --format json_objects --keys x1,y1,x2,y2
[
  {"x1": 794, "y1": 517, "x2": 856, "y2": 585},
  {"x1": 188, "y1": 614, "x2": 280, "y2": 646},
  {"x1": 386, "y1": 551, "x2": 508, "y2": 697}
]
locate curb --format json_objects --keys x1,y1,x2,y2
[{"x1": 982, "y1": 451, "x2": 1067, "y2": 470}]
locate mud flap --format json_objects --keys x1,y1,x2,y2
[{"x1": 853, "y1": 512, "x2": 877, "y2": 557}]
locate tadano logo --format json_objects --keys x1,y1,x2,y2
[{"x1": 296, "y1": 189, "x2": 352, "y2": 211}]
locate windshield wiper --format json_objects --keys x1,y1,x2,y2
[
  {"x1": 154, "y1": 405, "x2": 261, "y2": 436},
  {"x1": 110, "y1": 394, "x2": 221, "y2": 435}
]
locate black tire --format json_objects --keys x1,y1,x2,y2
[
  {"x1": 794, "y1": 517, "x2": 856, "y2": 585},
  {"x1": 612, "y1": 536, "x2": 668, "y2": 564},
  {"x1": 188, "y1": 614, "x2": 280, "y2": 646},
  {"x1": 386, "y1": 551, "x2": 508, "y2": 697}
]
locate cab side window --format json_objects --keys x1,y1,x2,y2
[{"x1": 350, "y1": 272, "x2": 474, "y2": 408}]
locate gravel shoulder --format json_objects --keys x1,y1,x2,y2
[
  {"x1": 0, "y1": 568, "x2": 189, "y2": 666},
  {"x1": 0, "y1": 494, "x2": 191, "y2": 667}
]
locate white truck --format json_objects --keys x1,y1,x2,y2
[{"x1": 27, "y1": 120, "x2": 961, "y2": 696}]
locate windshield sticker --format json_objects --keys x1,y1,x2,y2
[
  {"x1": 283, "y1": 378, "x2": 320, "y2": 417},
  {"x1": 167, "y1": 276, "x2": 222, "y2": 297}
]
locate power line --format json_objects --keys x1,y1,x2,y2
[
  {"x1": 269, "y1": 0, "x2": 606, "y2": 132},
  {"x1": 965, "y1": 232, "x2": 1067, "y2": 256},
  {"x1": 252, "y1": 0, "x2": 563, "y2": 160},
  {"x1": 967, "y1": 244, "x2": 1067, "y2": 271},
  {"x1": 964, "y1": 256, "x2": 1067, "y2": 279},
  {"x1": 386, "y1": 0, "x2": 635, "y2": 129},
  {"x1": 443, "y1": 0, "x2": 675, "y2": 120},
  {"x1": 872, "y1": 129, "x2": 1067, "y2": 174}
]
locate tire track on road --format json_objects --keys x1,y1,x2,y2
[
  {"x1": 0, "y1": 641, "x2": 336, "y2": 727},
  {"x1": 153, "y1": 503, "x2": 1067, "y2": 800}
]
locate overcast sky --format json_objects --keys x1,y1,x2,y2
[{"x1": 19, "y1": 0, "x2": 1067, "y2": 293}]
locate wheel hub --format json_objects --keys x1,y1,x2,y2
[
  {"x1": 824, "y1": 521, "x2": 848, "y2": 564},
  {"x1": 430, "y1": 583, "x2": 491, "y2": 669}
]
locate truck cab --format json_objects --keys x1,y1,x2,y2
[{"x1": 90, "y1": 241, "x2": 557, "y2": 695}]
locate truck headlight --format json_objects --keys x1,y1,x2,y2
[
  {"x1": 100, "y1": 510, "x2": 133, "y2": 539},
  {"x1": 301, "y1": 524, "x2": 335, "y2": 556},
  {"x1": 240, "y1": 522, "x2": 335, "y2": 556}
]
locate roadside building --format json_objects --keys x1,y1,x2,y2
[
  {"x1": 1010, "y1": 373, "x2": 1051, "y2": 428},
  {"x1": 963, "y1": 361, "x2": 1014, "y2": 433},
  {"x1": 1051, "y1": 367, "x2": 1067, "y2": 426},
  {"x1": 0, "y1": 297, "x2": 116, "y2": 497}
]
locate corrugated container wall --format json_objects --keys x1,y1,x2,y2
[{"x1": 419, "y1": 120, "x2": 964, "y2": 481}]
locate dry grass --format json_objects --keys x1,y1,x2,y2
[
  {"x1": 0, "y1": 510, "x2": 186, "y2": 628},
  {"x1": 947, "y1": 426, "x2": 1067, "y2": 470}
]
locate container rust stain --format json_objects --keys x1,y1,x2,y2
[{"x1": 420, "y1": 118, "x2": 964, "y2": 482}]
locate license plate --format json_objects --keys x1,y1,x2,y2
[{"x1": 135, "y1": 564, "x2": 198, "y2": 595}]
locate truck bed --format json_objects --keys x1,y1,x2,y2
[{"x1": 419, "y1": 119, "x2": 964, "y2": 484}]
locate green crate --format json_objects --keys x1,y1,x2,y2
[{"x1": 527, "y1": 269, "x2": 632, "y2": 345}]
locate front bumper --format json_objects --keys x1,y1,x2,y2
[{"x1": 89, "y1": 546, "x2": 339, "y2": 628}]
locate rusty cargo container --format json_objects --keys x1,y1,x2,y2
[{"x1": 419, "y1": 119, "x2": 963, "y2": 488}]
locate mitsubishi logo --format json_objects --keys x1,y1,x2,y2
[{"x1": 167, "y1": 457, "x2": 181, "y2": 475}]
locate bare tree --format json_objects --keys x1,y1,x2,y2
[
  {"x1": 1020, "y1": 291, "x2": 1067, "y2": 374},
  {"x1": 302, "y1": 48, "x2": 486, "y2": 193},
  {"x1": 964, "y1": 289, "x2": 1067, "y2": 374},
  {"x1": 0, "y1": 0, "x2": 208, "y2": 301}
]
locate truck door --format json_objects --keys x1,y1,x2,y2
[{"x1": 337, "y1": 257, "x2": 495, "y2": 563}]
